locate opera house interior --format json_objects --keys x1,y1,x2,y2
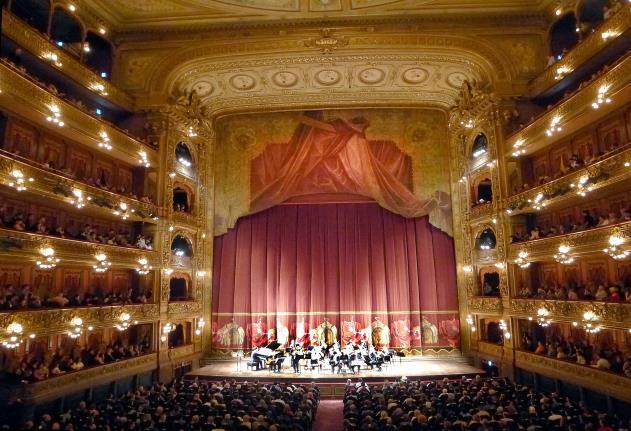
[{"x1": 1, "y1": 0, "x2": 631, "y2": 429}]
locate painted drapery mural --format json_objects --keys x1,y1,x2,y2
[
  {"x1": 211, "y1": 109, "x2": 458, "y2": 352},
  {"x1": 214, "y1": 108, "x2": 453, "y2": 236}
]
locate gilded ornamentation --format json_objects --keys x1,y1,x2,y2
[
  {"x1": 468, "y1": 297, "x2": 503, "y2": 315},
  {"x1": 305, "y1": 28, "x2": 349, "y2": 54}
]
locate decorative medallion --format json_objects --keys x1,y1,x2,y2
[
  {"x1": 191, "y1": 81, "x2": 214, "y2": 97},
  {"x1": 446, "y1": 71, "x2": 469, "y2": 89},
  {"x1": 358, "y1": 67, "x2": 386, "y2": 84},
  {"x1": 272, "y1": 71, "x2": 299, "y2": 87},
  {"x1": 229, "y1": 74, "x2": 257, "y2": 90},
  {"x1": 402, "y1": 67, "x2": 429, "y2": 84},
  {"x1": 315, "y1": 69, "x2": 342, "y2": 85}
]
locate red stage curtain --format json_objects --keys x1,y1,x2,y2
[{"x1": 212, "y1": 202, "x2": 460, "y2": 351}]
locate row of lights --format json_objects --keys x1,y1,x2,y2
[
  {"x1": 163, "y1": 268, "x2": 207, "y2": 278},
  {"x1": 1, "y1": 312, "x2": 143, "y2": 349}
]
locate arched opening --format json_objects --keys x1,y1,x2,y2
[
  {"x1": 476, "y1": 178, "x2": 493, "y2": 203},
  {"x1": 578, "y1": 0, "x2": 607, "y2": 33},
  {"x1": 482, "y1": 271, "x2": 500, "y2": 296},
  {"x1": 84, "y1": 31, "x2": 113, "y2": 77},
  {"x1": 10, "y1": 0, "x2": 50, "y2": 33},
  {"x1": 50, "y1": 7, "x2": 84, "y2": 58},
  {"x1": 173, "y1": 186, "x2": 192, "y2": 213},
  {"x1": 471, "y1": 133, "x2": 488, "y2": 158},
  {"x1": 169, "y1": 275, "x2": 190, "y2": 301},
  {"x1": 171, "y1": 235, "x2": 193, "y2": 257},
  {"x1": 549, "y1": 13, "x2": 580, "y2": 58},
  {"x1": 477, "y1": 228, "x2": 497, "y2": 250},
  {"x1": 175, "y1": 142, "x2": 193, "y2": 169}
]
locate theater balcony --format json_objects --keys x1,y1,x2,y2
[
  {"x1": 0, "y1": 61, "x2": 156, "y2": 167},
  {"x1": 504, "y1": 51, "x2": 631, "y2": 158},
  {"x1": 1, "y1": 9, "x2": 134, "y2": 112},
  {"x1": 529, "y1": 4, "x2": 631, "y2": 101}
]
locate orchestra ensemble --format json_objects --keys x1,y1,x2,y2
[{"x1": 248, "y1": 338, "x2": 398, "y2": 374}]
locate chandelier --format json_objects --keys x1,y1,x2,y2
[
  {"x1": 592, "y1": 85, "x2": 612, "y2": 109},
  {"x1": 8, "y1": 169, "x2": 33, "y2": 192},
  {"x1": 529, "y1": 307, "x2": 552, "y2": 327},
  {"x1": 93, "y1": 253, "x2": 111, "y2": 272},
  {"x1": 1, "y1": 323, "x2": 34, "y2": 349},
  {"x1": 554, "y1": 245, "x2": 574, "y2": 265},
  {"x1": 515, "y1": 250, "x2": 530, "y2": 268},
  {"x1": 115, "y1": 313, "x2": 138, "y2": 332},
  {"x1": 136, "y1": 258, "x2": 152, "y2": 275},
  {"x1": 603, "y1": 234, "x2": 630, "y2": 260},
  {"x1": 70, "y1": 188, "x2": 88, "y2": 209},
  {"x1": 68, "y1": 317, "x2": 91, "y2": 339},
  {"x1": 573, "y1": 310, "x2": 602, "y2": 334},
  {"x1": 36, "y1": 247, "x2": 60, "y2": 269}
]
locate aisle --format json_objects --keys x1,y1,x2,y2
[{"x1": 313, "y1": 400, "x2": 344, "y2": 431}]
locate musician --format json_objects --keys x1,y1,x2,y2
[
  {"x1": 250, "y1": 347, "x2": 267, "y2": 370},
  {"x1": 364, "y1": 345, "x2": 383, "y2": 371},
  {"x1": 329, "y1": 345, "x2": 344, "y2": 374},
  {"x1": 291, "y1": 343, "x2": 304, "y2": 373}
]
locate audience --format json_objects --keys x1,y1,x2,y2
[
  {"x1": 510, "y1": 207, "x2": 631, "y2": 244},
  {"x1": 3, "y1": 338, "x2": 152, "y2": 385},
  {"x1": 521, "y1": 331, "x2": 631, "y2": 378},
  {"x1": 516, "y1": 273, "x2": 631, "y2": 302},
  {"x1": 344, "y1": 375, "x2": 630, "y2": 430},
  {"x1": 0, "y1": 204, "x2": 153, "y2": 250},
  {"x1": 2, "y1": 378, "x2": 320, "y2": 430},
  {"x1": 0, "y1": 282, "x2": 151, "y2": 312}
]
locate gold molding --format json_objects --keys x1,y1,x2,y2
[{"x1": 0, "y1": 304, "x2": 159, "y2": 337}]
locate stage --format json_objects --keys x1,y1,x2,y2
[{"x1": 187, "y1": 356, "x2": 483, "y2": 390}]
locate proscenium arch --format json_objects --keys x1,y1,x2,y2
[{"x1": 143, "y1": 33, "x2": 517, "y2": 104}]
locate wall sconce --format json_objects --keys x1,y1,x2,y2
[
  {"x1": 499, "y1": 319, "x2": 510, "y2": 339},
  {"x1": 8, "y1": 169, "x2": 33, "y2": 192},
  {"x1": 554, "y1": 244, "x2": 574, "y2": 265},
  {"x1": 465, "y1": 315, "x2": 476, "y2": 333},
  {"x1": 93, "y1": 253, "x2": 111, "y2": 272},
  {"x1": 113, "y1": 202, "x2": 132, "y2": 220},
  {"x1": 36, "y1": 247, "x2": 60, "y2": 269},
  {"x1": 195, "y1": 318, "x2": 205, "y2": 336},
  {"x1": 494, "y1": 262, "x2": 505, "y2": 269},
  {"x1": 161, "y1": 323, "x2": 175, "y2": 342},
  {"x1": 136, "y1": 258, "x2": 152, "y2": 275},
  {"x1": 545, "y1": 116, "x2": 563, "y2": 135},
  {"x1": 603, "y1": 233, "x2": 630, "y2": 260},
  {"x1": 187, "y1": 126, "x2": 198, "y2": 138},
  {"x1": 115, "y1": 313, "x2": 138, "y2": 331},
  {"x1": 462, "y1": 265, "x2": 473, "y2": 273},
  {"x1": 554, "y1": 66, "x2": 571, "y2": 81},
  {"x1": 164, "y1": 268, "x2": 174, "y2": 276},
  {"x1": 70, "y1": 188, "x2": 89, "y2": 208},
  {"x1": 197, "y1": 271, "x2": 206, "y2": 277}
]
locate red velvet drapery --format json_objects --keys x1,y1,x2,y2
[{"x1": 211, "y1": 202, "x2": 459, "y2": 351}]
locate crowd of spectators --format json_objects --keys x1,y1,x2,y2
[
  {"x1": 516, "y1": 275, "x2": 631, "y2": 302},
  {"x1": 0, "y1": 204, "x2": 154, "y2": 249},
  {"x1": 510, "y1": 207, "x2": 631, "y2": 244},
  {"x1": 0, "y1": 282, "x2": 152, "y2": 311},
  {"x1": 511, "y1": 138, "x2": 630, "y2": 196},
  {"x1": 3, "y1": 338, "x2": 152, "y2": 385},
  {"x1": 343, "y1": 375, "x2": 629, "y2": 431},
  {"x1": 2, "y1": 378, "x2": 320, "y2": 430},
  {"x1": 521, "y1": 331, "x2": 631, "y2": 378}
]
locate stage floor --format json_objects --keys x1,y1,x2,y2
[{"x1": 188, "y1": 357, "x2": 483, "y2": 383}]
